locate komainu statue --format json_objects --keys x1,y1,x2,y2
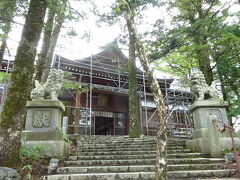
[
  {"x1": 190, "y1": 71, "x2": 219, "y2": 101},
  {"x1": 31, "y1": 69, "x2": 64, "y2": 100}
]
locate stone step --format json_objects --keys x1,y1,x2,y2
[
  {"x1": 76, "y1": 138, "x2": 155, "y2": 142},
  {"x1": 64, "y1": 158, "x2": 225, "y2": 166},
  {"x1": 77, "y1": 142, "x2": 156, "y2": 147},
  {"x1": 77, "y1": 140, "x2": 154, "y2": 143},
  {"x1": 72, "y1": 150, "x2": 156, "y2": 156},
  {"x1": 76, "y1": 138, "x2": 156, "y2": 142},
  {"x1": 57, "y1": 163, "x2": 226, "y2": 174},
  {"x1": 77, "y1": 142, "x2": 185, "y2": 147},
  {"x1": 76, "y1": 139, "x2": 185, "y2": 144},
  {"x1": 48, "y1": 169, "x2": 236, "y2": 180},
  {"x1": 69, "y1": 153, "x2": 204, "y2": 160},
  {"x1": 74, "y1": 135, "x2": 155, "y2": 139},
  {"x1": 74, "y1": 136, "x2": 186, "y2": 143},
  {"x1": 168, "y1": 169, "x2": 236, "y2": 179},
  {"x1": 72, "y1": 149, "x2": 192, "y2": 156},
  {"x1": 77, "y1": 140, "x2": 184, "y2": 144},
  {"x1": 76, "y1": 138, "x2": 184, "y2": 143},
  {"x1": 77, "y1": 143, "x2": 185, "y2": 148},
  {"x1": 76, "y1": 146, "x2": 184, "y2": 152},
  {"x1": 75, "y1": 135, "x2": 184, "y2": 140},
  {"x1": 76, "y1": 141, "x2": 185, "y2": 148},
  {"x1": 77, "y1": 144, "x2": 157, "y2": 149},
  {"x1": 182, "y1": 177, "x2": 239, "y2": 180},
  {"x1": 167, "y1": 149, "x2": 191, "y2": 153},
  {"x1": 49, "y1": 136, "x2": 234, "y2": 180}
]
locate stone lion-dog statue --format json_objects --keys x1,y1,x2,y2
[
  {"x1": 190, "y1": 71, "x2": 219, "y2": 101},
  {"x1": 31, "y1": 69, "x2": 64, "y2": 100}
]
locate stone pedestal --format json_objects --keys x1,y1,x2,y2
[
  {"x1": 186, "y1": 100, "x2": 233, "y2": 157},
  {"x1": 190, "y1": 100, "x2": 229, "y2": 130},
  {"x1": 22, "y1": 100, "x2": 69, "y2": 157}
]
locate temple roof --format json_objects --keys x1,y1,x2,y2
[
  {"x1": 75, "y1": 42, "x2": 128, "y2": 66},
  {"x1": 54, "y1": 42, "x2": 174, "y2": 86}
]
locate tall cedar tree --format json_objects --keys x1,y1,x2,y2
[
  {"x1": 127, "y1": 9, "x2": 140, "y2": 138},
  {"x1": 0, "y1": 0, "x2": 17, "y2": 65},
  {"x1": 41, "y1": 0, "x2": 67, "y2": 83},
  {"x1": 0, "y1": 0, "x2": 47, "y2": 167},
  {"x1": 104, "y1": 0, "x2": 142, "y2": 138},
  {"x1": 35, "y1": 7, "x2": 56, "y2": 81},
  {"x1": 121, "y1": 0, "x2": 168, "y2": 179},
  {"x1": 150, "y1": 1, "x2": 239, "y2": 117},
  {"x1": 150, "y1": 0, "x2": 233, "y2": 85}
]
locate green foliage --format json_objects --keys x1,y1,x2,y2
[
  {"x1": 148, "y1": 0, "x2": 228, "y2": 63},
  {"x1": 22, "y1": 164, "x2": 32, "y2": 171},
  {"x1": 98, "y1": 0, "x2": 160, "y2": 26},
  {"x1": 155, "y1": 51, "x2": 197, "y2": 77},
  {"x1": 20, "y1": 144, "x2": 49, "y2": 160},
  {"x1": 212, "y1": 25, "x2": 240, "y2": 117},
  {"x1": 228, "y1": 99, "x2": 240, "y2": 118},
  {"x1": 148, "y1": 0, "x2": 240, "y2": 116},
  {"x1": 47, "y1": 0, "x2": 67, "y2": 20},
  {"x1": 62, "y1": 79, "x2": 80, "y2": 90},
  {"x1": 66, "y1": 29, "x2": 78, "y2": 37},
  {"x1": 0, "y1": 72, "x2": 10, "y2": 83},
  {"x1": 22, "y1": 164, "x2": 32, "y2": 180},
  {"x1": 0, "y1": 0, "x2": 16, "y2": 35},
  {"x1": 236, "y1": 130, "x2": 240, "y2": 138},
  {"x1": 62, "y1": 72, "x2": 89, "y2": 92},
  {"x1": 59, "y1": 129, "x2": 71, "y2": 143},
  {"x1": 0, "y1": 0, "x2": 29, "y2": 36}
]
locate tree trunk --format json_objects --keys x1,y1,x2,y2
[
  {"x1": 191, "y1": 2, "x2": 213, "y2": 86},
  {"x1": 35, "y1": 7, "x2": 55, "y2": 81},
  {"x1": 0, "y1": 0, "x2": 47, "y2": 167},
  {"x1": 216, "y1": 63, "x2": 227, "y2": 101},
  {"x1": 41, "y1": 0, "x2": 67, "y2": 83},
  {"x1": 194, "y1": 37, "x2": 213, "y2": 86},
  {"x1": 0, "y1": 0, "x2": 16, "y2": 65},
  {"x1": 126, "y1": 14, "x2": 140, "y2": 138},
  {"x1": 124, "y1": 13, "x2": 168, "y2": 180},
  {"x1": 0, "y1": 39, "x2": 7, "y2": 65}
]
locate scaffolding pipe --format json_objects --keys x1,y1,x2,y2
[
  {"x1": 89, "y1": 52, "x2": 93, "y2": 135},
  {"x1": 147, "y1": 109, "x2": 157, "y2": 123},
  {"x1": 86, "y1": 91, "x2": 89, "y2": 135},
  {"x1": 118, "y1": 58, "x2": 121, "y2": 92},
  {"x1": 6, "y1": 58, "x2": 10, "y2": 72},
  {"x1": 58, "y1": 46, "x2": 61, "y2": 69},
  {"x1": 142, "y1": 72, "x2": 148, "y2": 135}
]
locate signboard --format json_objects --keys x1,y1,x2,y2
[{"x1": 94, "y1": 111, "x2": 113, "y2": 118}]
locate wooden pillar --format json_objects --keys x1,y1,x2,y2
[
  {"x1": 138, "y1": 96, "x2": 143, "y2": 135},
  {"x1": 74, "y1": 89, "x2": 81, "y2": 134}
]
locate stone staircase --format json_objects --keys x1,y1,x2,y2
[{"x1": 48, "y1": 136, "x2": 236, "y2": 180}]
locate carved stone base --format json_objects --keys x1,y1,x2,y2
[
  {"x1": 186, "y1": 128, "x2": 210, "y2": 154},
  {"x1": 187, "y1": 100, "x2": 231, "y2": 157},
  {"x1": 21, "y1": 139, "x2": 70, "y2": 157},
  {"x1": 22, "y1": 100, "x2": 69, "y2": 157},
  {"x1": 187, "y1": 136, "x2": 240, "y2": 157},
  {"x1": 25, "y1": 100, "x2": 65, "y2": 131},
  {"x1": 189, "y1": 100, "x2": 229, "y2": 130}
]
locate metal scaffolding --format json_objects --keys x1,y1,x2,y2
[
  {"x1": 53, "y1": 53, "x2": 193, "y2": 137},
  {"x1": 0, "y1": 50, "x2": 193, "y2": 137},
  {"x1": 1, "y1": 47, "x2": 192, "y2": 137}
]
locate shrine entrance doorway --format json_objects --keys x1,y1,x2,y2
[{"x1": 95, "y1": 116, "x2": 114, "y2": 135}]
